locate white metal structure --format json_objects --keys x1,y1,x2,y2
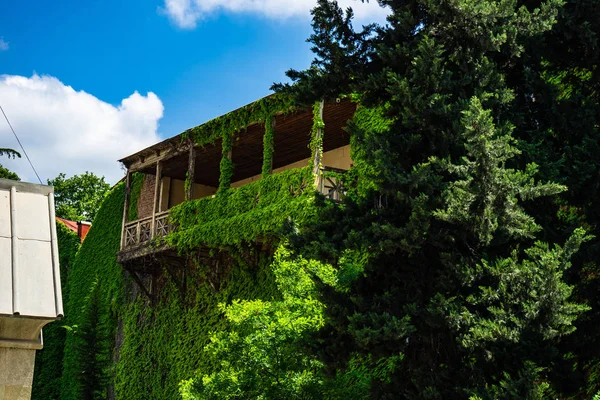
[{"x1": 0, "y1": 179, "x2": 63, "y2": 400}]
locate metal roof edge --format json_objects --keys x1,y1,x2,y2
[{"x1": 0, "y1": 179, "x2": 53, "y2": 195}]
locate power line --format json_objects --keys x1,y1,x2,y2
[{"x1": 0, "y1": 105, "x2": 43, "y2": 184}]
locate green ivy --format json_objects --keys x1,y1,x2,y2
[
  {"x1": 128, "y1": 173, "x2": 145, "y2": 222},
  {"x1": 115, "y1": 252, "x2": 279, "y2": 400},
  {"x1": 310, "y1": 101, "x2": 325, "y2": 174},
  {"x1": 167, "y1": 167, "x2": 317, "y2": 250},
  {"x1": 43, "y1": 94, "x2": 329, "y2": 400},
  {"x1": 50, "y1": 165, "x2": 317, "y2": 399},
  {"x1": 219, "y1": 131, "x2": 234, "y2": 192},
  {"x1": 182, "y1": 94, "x2": 295, "y2": 147},
  {"x1": 262, "y1": 114, "x2": 275, "y2": 177},
  {"x1": 60, "y1": 182, "x2": 128, "y2": 399},
  {"x1": 32, "y1": 221, "x2": 81, "y2": 400}
]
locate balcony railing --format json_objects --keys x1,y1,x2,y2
[
  {"x1": 121, "y1": 167, "x2": 347, "y2": 252},
  {"x1": 123, "y1": 210, "x2": 172, "y2": 250}
]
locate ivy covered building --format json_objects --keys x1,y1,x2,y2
[
  {"x1": 116, "y1": 95, "x2": 354, "y2": 298},
  {"x1": 32, "y1": 95, "x2": 357, "y2": 400}
]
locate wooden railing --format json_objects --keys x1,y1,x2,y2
[
  {"x1": 122, "y1": 210, "x2": 172, "y2": 250},
  {"x1": 318, "y1": 167, "x2": 347, "y2": 202},
  {"x1": 122, "y1": 167, "x2": 346, "y2": 251}
]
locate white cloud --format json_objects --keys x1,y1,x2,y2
[
  {"x1": 162, "y1": 0, "x2": 388, "y2": 29},
  {"x1": 0, "y1": 74, "x2": 163, "y2": 184},
  {"x1": 0, "y1": 38, "x2": 8, "y2": 51}
]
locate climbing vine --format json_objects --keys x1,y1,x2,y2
[
  {"x1": 183, "y1": 94, "x2": 295, "y2": 147},
  {"x1": 32, "y1": 221, "x2": 81, "y2": 400},
  {"x1": 42, "y1": 95, "x2": 334, "y2": 400},
  {"x1": 310, "y1": 100, "x2": 325, "y2": 174},
  {"x1": 127, "y1": 173, "x2": 145, "y2": 221},
  {"x1": 262, "y1": 113, "x2": 275, "y2": 177},
  {"x1": 168, "y1": 166, "x2": 316, "y2": 250},
  {"x1": 219, "y1": 131, "x2": 234, "y2": 192},
  {"x1": 60, "y1": 177, "x2": 140, "y2": 399}
]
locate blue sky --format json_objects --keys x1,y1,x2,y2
[{"x1": 0, "y1": 0, "x2": 386, "y2": 182}]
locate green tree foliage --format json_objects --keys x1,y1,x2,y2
[
  {"x1": 0, "y1": 147, "x2": 20, "y2": 180},
  {"x1": 0, "y1": 148, "x2": 21, "y2": 158},
  {"x1": 48, "y1": 171, "x2": 110, "y2": 222},
  {"x1": 180, "y1": 245, "x2": 401, "y2": 400},
  {"x1": 507, "y1": 0, "x2": 600, "y2": 396},
  {"x1": 265, "y1": 0, "x2": 592, "y2": 398},
  {"x1": 0, "y1": 163, "x2": 19, "y2": 180},
  {"x1": 434, "y1": 97, "x2": 567, "y2": 245},
  {"x1": 180, "y1": 245, "x2": 333, "y2": 399}
]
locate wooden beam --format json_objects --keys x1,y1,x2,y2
[
  {"x1": 186, "y1": 142, "x2": 196, "y2": 201},
  {"x1": 120, "y1": 172, "x2": 131, "y2": 250},
  {"x1": 128, "y1": 270, "x2": 153, "y2": 302},
  {"x1": 159, "y1": 177, "x2": 170, "y2": 212},
  {"x1": 151, "y1": 161, "x2": 162, "y2": 240},
  {"x1": 128, "y1": 142, "x2": 189, "y2": 174}
]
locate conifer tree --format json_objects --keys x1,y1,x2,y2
[
  {"x1": 275, "y1": 0, "x2": 590, "y2": 397},
  {"x1": 507, "y1": 0, "x2": 600, "y2": 395}
]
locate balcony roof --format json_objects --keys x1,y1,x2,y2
[
  {"x1": 118, "y1": 95, "x2": 356, "y2": 185},
  {"x1": 118, "y1": 94, "x2": 288, "y2": 168}
]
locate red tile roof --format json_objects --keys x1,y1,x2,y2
[
  {"x1": 56, "y1": 217, "x2": 78, "y2": 233},
  {"x1": 56, "y1": 217, "x2": 91, "y2": 242}
]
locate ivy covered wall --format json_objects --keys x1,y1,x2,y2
[
  {"x1": 32, "y1": 96, "x2": 329, "y2": 399},
  {"x1": 60, "y1": 177, "x2": 129, "y2": 400},
  {"x1": 43, "y1": 170, "x2": 317, "y2": 399},
  {"x1": 32, "y1": 221, "x2": 81, "y2": 400},
  {"x1": 114, "y1": 252, "x2": 279, "y2": 399}
]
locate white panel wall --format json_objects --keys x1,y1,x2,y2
[
  {"x1": 0, "y1": 238, "x2": 12, "y2": 315},
  {"x1": 0, "y1": 189, "x2": 12, "y2": 316},
  {"x1": 0, "y1": 181, "x2": 62, "y2": 319},
  {"x1": 16, "y1": 241, "x2": 55, "y2": 317},
  {"x1": 15, "y1": 192, "x2": 51, "y2": 241},
  {"x1": 0, "y1": 189, "x2": 10, "y2": 237}
]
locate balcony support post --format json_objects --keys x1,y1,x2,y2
[
  {"x1": 151, "y1": 161, "x2": 162, "y2": 240},
  {"x1": 186, "y1": 142, "x2": 196, "y2": 201},
  {"x1": 120, "y1": 172, "x2": 131, "y2": 250},
  {"x1": 262, "y1": 115, "x2": 275, "y2": 177},
  {"x1": 312, "y1": 100, "x2": 325, "y2": 186}
]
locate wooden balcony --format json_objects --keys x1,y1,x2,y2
[
  {"x1": 118, "y1": 165, "x2": 347, "y2": 259},
  {"x1": 122, "y1": 210, "x2": 172, "y2": 250},
  {"x1": 116, "y1": 97, "x2": 356, "y2": 275}
]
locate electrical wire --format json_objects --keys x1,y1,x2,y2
[{"x1": 0, "y1": 105, "x2": 43, "y2": 184}]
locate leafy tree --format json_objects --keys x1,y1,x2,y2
[
  {"x1": 0, "y1": 147, "x2": 20, "y2": 180},
  {"x1": 0, "y1": 148, "x2": 21, "y2": 159},
  {"x1": 180, "y1": 245, "x2": 337, "y2": 400},
  {"x1": 0, "y1": 164, "x2": 19, "y2": 181},
  {"x1": 48, "y1": 172, "x2": 110, "y2": 222}
]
